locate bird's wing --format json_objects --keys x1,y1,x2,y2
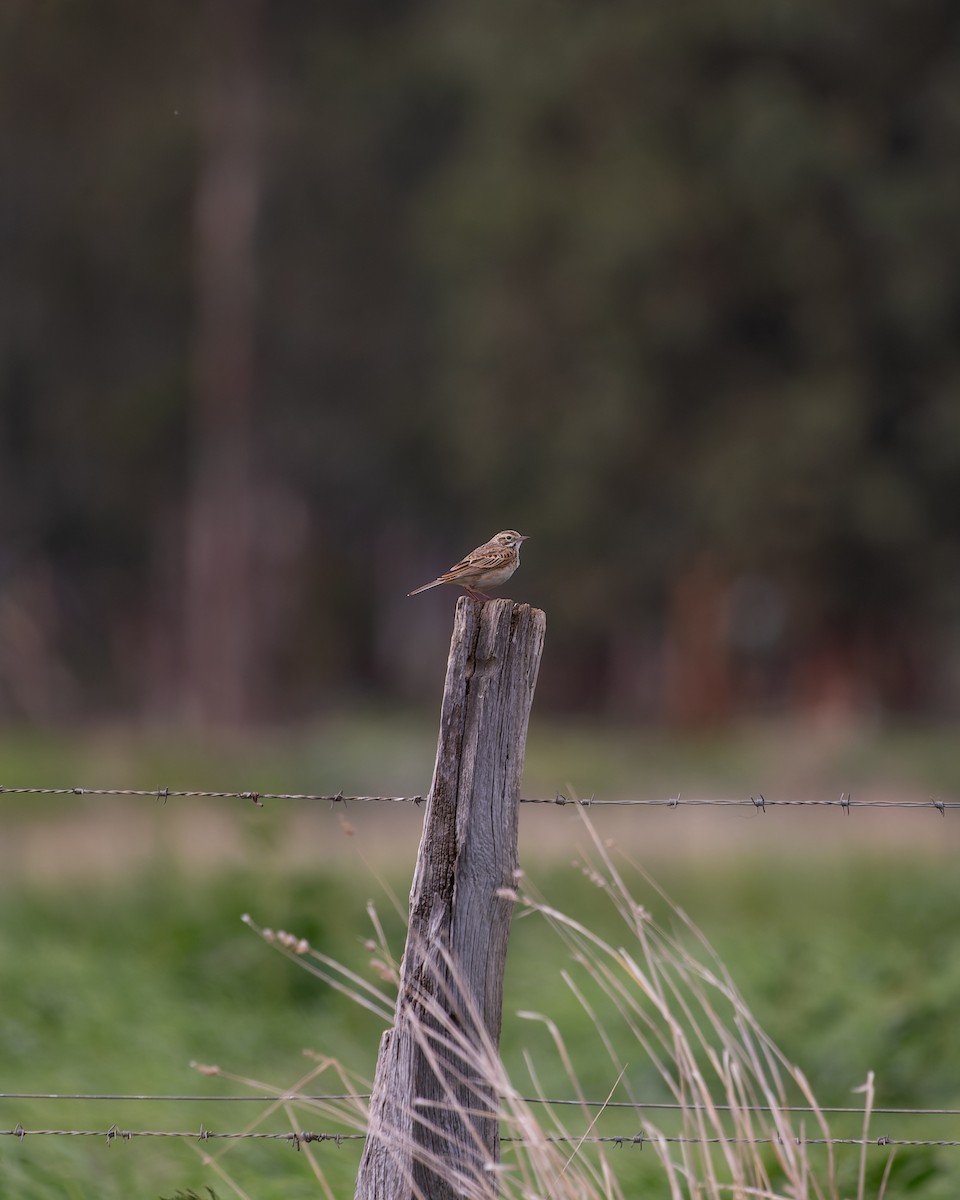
[
  {"x1": 441, "y1": 544, "x2": 511, "y2": 579},
  {"x1": 408, "y1": 541, "x2": 511, "y2": 596}
]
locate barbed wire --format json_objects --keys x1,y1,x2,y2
[
  {"x1": 527, "y1": 1134, "x2": 960, "y2": 1149},
  {"x1": 0, "y1": 785, "x2": 955, "y2": 813},
  {"x1": 4, "y1": 1092, "x2": 960, "y2": 1117},
  {"x1": 2, "y1": 1125, "x2": 958, "y2": 1150},
  {"x1": 5, "y1": 781, "x2": 954, "y2": 1172},
  {"x1": 1, "y1": 1124, "x2": 362, "y2": 1146}
]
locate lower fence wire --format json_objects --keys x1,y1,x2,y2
[
  {"x1": 3, "y1": 1097, "x2": 959, "y2": 1151},
  {"x1": 2, "y1": 1126, "x2": 959, "y2": 1150}
]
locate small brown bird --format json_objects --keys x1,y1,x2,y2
[{"x1": 408, "y1": 530, "x2": 529, "y2": 602}]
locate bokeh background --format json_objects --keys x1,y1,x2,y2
[
  {"x1": 3, "y1": 3, "x2": 960, "y2": 1198},
  {"x1": 5, "y1": 0, "x2": 960, "y2": 730}
]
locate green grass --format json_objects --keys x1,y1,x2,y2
[
  {"x1": 4, "y1": 709, "x2": 960, "y2": 804},
  {"x1": 3, "y1": 853, "x2": 960, "y2": 1198},
  {"x1": 2, "y1": 714, "x2": 960, "y2": 1196}
]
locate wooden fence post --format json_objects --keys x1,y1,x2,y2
[{"x1": 355, "y1": 597, "x2": 546, "y2": 1200}]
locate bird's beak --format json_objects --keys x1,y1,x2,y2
[{"x1": 520, "y1": 535, "x2": 530, "y2": 542}]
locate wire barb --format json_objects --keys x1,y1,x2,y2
[{"x1": 105, "y1": 1123, "x2": 129, "y2": 1147}]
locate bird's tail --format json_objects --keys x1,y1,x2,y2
[{"x1": 407, "y1": 578, "x2": 444, "y2": 596}]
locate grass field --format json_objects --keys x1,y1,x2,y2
[{"x1": 2, "y1": 713, "x2": 960, "y2": 1198}]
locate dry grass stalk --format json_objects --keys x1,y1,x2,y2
[{"x1": 210, "y1": 818, "x2": 888, "y2": 1199}]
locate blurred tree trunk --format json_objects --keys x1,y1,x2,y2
[
  {"x1": 182, "y1": 0, "x2": 263, "y2": 730},
  {"x1": 663, "y1": 557, "x2": 732, "y2": 727}
]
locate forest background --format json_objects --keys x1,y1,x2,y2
[{"x1": 4, "y1": 0, "x2": 960, "y2": 734}]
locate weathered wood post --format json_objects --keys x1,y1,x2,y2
[{"x1": 355, "y1": 597, "x2": 546, "y2": 1200}]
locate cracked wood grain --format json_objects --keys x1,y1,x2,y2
[{"x1": 355, "y1": 597, "x2": 546, "y2": 1200}]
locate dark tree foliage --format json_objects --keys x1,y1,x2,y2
[{"x1": 2, "y1": 0, "x2": 959, "y2": 725}]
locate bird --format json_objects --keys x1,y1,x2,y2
[{"x1": 408, "y1": 530, "x2": 529, "y2": 602}]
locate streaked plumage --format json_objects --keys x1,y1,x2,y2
[{"x1": 408, "y1": 530, "x2": 529, "y2": 602}]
